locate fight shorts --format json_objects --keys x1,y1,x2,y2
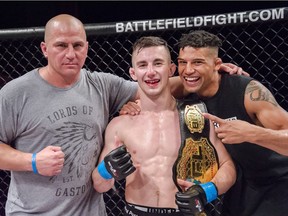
[
  {"x1": 124, "y1": 202, "x2": 183, "y2": 216},
  {"x1": 173, "y1": 98, "x2": 219, "y2": 190}
]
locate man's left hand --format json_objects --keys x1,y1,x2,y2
[
  {"x1": 220, "y1": 63, "x2": 250, "y2": 77},
  {"x1": 203, "y1": 113, "x2": 254, "y2": 144}
]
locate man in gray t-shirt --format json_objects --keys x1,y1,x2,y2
[{"x1": 0, "y1": 14, "x2": 138, "y2": 216}]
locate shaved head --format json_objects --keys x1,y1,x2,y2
[
  {"x1": 40, "y1": 14, "x2": 89, "y2": 86},
  {"x1": 44, "y1": 14, "x2": 86, "y2": 42}
]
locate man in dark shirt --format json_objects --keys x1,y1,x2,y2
[{"x1": 175, "y1": 30, "x2": 288, "y2": 216}]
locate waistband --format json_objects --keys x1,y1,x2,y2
[{"x1": 127, "y1": 203, "x2": 180, "y2": 214}]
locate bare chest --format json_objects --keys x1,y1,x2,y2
[{"x1": 123, "y1": 111, "x2": 181, "y2": 160}]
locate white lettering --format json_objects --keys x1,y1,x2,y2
[
  {"x1": 237, "y1": 12, "x2": 246, "y2": 22},
  {"x1": 114, "y1": 8, "x2": 286, "y2": 33},
  {"x1": 194, "y1": 16, "x2": 203, "y2": 27},
  {"x1": 156, "y1": 19, "x2": 165, "y2": 30},
  {"x1": 249, "y1": 11, "x2": 259, "y2": 22},
  {"x1": 131, "y1": 21, "x2": 141, "y2": 31},
  {"x1": 116, "y1": 23, "x2": 124, "y2": 33},
  {"x1": 272, "y1": 8, "x2": 284, "y2": 19},
  {"x1": 125, "y1": 22, "x2": 134, "y2": 32},
  {"x1": 186, "y1": 18, "x2": 193, "y2": 27},
  {"x1": 177, "y1": 18, "x2": 186, "y2": 28},
  {"x1": 259, "y1": 10, "x2": 271, "y2": 21},
  {"x1": 216, "y1": 15, "x2": 226, "y2": 25},
  {"x1": 227, "y1": 13, "x2": 237, "y2": 24},
  {"x1": 203, "y1": 15, "x2": 212, "y2": 26},
  {"x1": 165, "y1": 19, "x2": 173, "y2": 29},
  {"x1": 173, "y1": 19, "x2": 177, "y2": 28}
]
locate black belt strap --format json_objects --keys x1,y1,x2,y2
[{"x1": 173, "y1": 98, "x2": 219, "y2": 191}]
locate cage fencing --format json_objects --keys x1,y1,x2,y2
[{"x1": 0, "y1": 7, "x2": 287, "y2": 216}]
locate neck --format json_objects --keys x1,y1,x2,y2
[
  {"x1": 140, "y1": 93, "x2": 177, "y2": 113},
  {"x1": 198, "y1": 73, "x2": 221, "y2": 98},
  {"x1": 38, "y1": 66, "x2": 80, "y2": 88}
]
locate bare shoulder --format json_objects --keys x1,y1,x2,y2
[
  {"x1": 104, "y1": 115, "x2": 135, "y2": 149},
  {"x1": 245, "y1": 80, "x2": 278, "y2": 107},
  {"x1": 244, "y1": 80, "x2": 288, "y2": 128},
  {"x1": 107, "y1": 115, "x2": 135, "y2": 130}
]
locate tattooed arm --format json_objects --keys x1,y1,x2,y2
[
  {"x1": 244, "y1": 80, "x2": 287, "y2": 128},
  {"x1": 242, "y1": 80, "x2": 288, "y2": 154},
  {"x1": 203, "y1": 80, "x2": 288, "y2": 155}
]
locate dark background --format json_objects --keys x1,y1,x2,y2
[{"x1": 0, "y1": 1, "x2": 287, "y2": 29}]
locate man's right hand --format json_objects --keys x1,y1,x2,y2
[
  {"x1": 36, "y1": 146, "x2": 65, "y2": 176},
  {"x1": 98, "y1": 145, "x2": 136, "y2": 180}
]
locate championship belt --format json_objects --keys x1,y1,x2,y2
[{"x1": 173, "y1": 98, "x2": 219, "y2": 191}]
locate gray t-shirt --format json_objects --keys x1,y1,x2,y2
[{"x1": 0, "y1": 68, "x2": 138, "y2": 216}]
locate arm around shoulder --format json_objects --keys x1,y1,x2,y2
[{"x1": 169, "y1": 76, "x2": 188, "y2": 99}]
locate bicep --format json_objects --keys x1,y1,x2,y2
[
  {"x1": 256, "y1": 104, "x2": 288, "y2": 129},
  {"x1": 98, "y1": 120, "x2": 119, "y2": 162},
  {"x1": 209, "y1": 122, "x2": 232, "y2": 166},
  {"x1": 214, "y1": 138, "x2": 232, "y2": 167},
  {"x1": 99, "y1": 117, "x2": 127, "y2": 162}
]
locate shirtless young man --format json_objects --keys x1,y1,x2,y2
[{"x1": 92, "y1": 36, "x2": 236, "y2": 215}]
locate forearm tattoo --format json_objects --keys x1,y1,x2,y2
[{"x1": 245, "y1": 81, "x2": 278, "y2": 106}]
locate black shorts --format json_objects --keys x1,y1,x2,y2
[{"x1": 123, "y1": 202, "x2": 183, "y2": 216}]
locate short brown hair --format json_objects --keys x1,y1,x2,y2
[
  {"x1": 178, "y1": 30, "x2": 222, "y2": 50},
  {"x1": 132, "y1": 36, "x2": 170, "y2": 55}
]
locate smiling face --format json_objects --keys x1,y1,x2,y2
[
  {"x1": 177, "y1": 46, "x2": 222, "y2": 97},
  {"x1": 130, "y1": 45, "x2": 175, "y2": 98},
  {"x1": 40, "y1": 14, "x2": 88, "y2": 85}
]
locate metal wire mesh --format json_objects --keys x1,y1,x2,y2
[{"x1": 0, "y1": 7, "x2": 287, "y2": 216}]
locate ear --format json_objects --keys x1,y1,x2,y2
[
  {"x1": 129, "y1": 67, "x2": 137, "y2": 81},
  {"x1": 85, "y1": 41, "x2": 89, "y2": 56},
  {"x1": 169, "y1": 63, "x2": 177, "y2": 77},
  {"x1": 40, "y1": 42, "x2": 48, "y2": 58},
  {"x1": 214, "y1": 57, "x2": 222, "y2": 71}
]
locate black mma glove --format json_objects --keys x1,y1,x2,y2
[
  {"x1": 175, "y1": 182, "x2": 218, "y2": 216},
  {"x1": 97, "y1": 145, "x2": 136, "y2": 180}
]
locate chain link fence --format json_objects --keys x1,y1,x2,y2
[{"x1": 0, "y1": 7, "x2": 287, "y2": 216}]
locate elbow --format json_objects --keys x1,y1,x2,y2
[
  {"x1": 93, "y1": 182, "x2": 109, "y2": 194},
  {"x1": 92, "y1": 179, "x2": 113, "y2": 193},
  {"x1": 92, "y1": 169, "x2": 114, "y2": 193},
  {"x1": 229, "y1": 163, "x2": 237, "y2": 188},
  {"x1": 215, "y1": 160, "x2": 237, "y2": 195},
  {"x1": 224, "y1": 161, "x2": 237, "y2": 194}
]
